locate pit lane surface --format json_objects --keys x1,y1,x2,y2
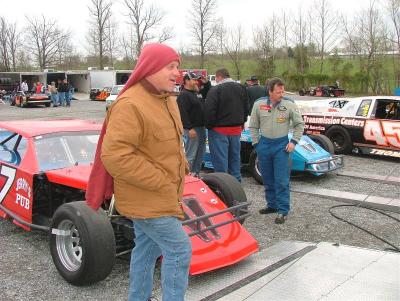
[{"x1": 0, "y1": 97, "x2": 399, "y2": 300}]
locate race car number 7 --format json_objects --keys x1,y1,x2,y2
[
  {"x1": 364, "y1": 120, "x2": 400, "y2": 148},
  {"x1": 0, "y1": 164, "x2": 17, "y2": 204}
]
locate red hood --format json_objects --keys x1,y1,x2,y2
[
  {"x1": 45, "y1": 165, "x2": 92, "y2": 190},
  {"x1": 45, "y1": 168, "x2": 202, "y2": 191}
]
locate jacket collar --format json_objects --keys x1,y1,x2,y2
[
  {"x1": 140, "y1": 79, "x2": 170, "y2": 99},
  {"x1": 217, "y1": 78, "x2": 235, "y2": 85}
]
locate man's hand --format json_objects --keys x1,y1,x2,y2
[
  {"x1": 285, "y1": 142, "x2": 295, "y2": 152},
  {"x1": 188, "y1": 129, "x2": 197, "y2": 138}
]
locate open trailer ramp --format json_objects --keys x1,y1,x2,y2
[{"x1": 154, "y1": 241, "x2": 399, "y2": 300}]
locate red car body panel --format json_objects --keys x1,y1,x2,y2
[
  {"x1": 0, "y1": 119, "x2": 259, "y2": 274},
  {"x1": 181, "y1": 176, "x2": 258, "y2": 274},
  {"x1": 45, "y1": 166, "x2": 92, "y2": 190},
  {"x1": 0, "y1": 119, "x2": 102, "y2": 138}
]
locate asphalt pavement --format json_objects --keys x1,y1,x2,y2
[{"x1": 0, "y1": 97, "x2": 399, "y2": 301}]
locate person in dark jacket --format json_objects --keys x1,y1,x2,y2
[
  {"x1": 57, "y1": 79, "x2": 66, "y2": 106},
  {"x1": 247, "y1": 75, "x2": 266, "y2": 112},
  {"x1": 205, "y1": 68, "x2": 249, "y2": 182},
  {"x1": 177, "y1": 71, "x2": 211, "y2": 176}
]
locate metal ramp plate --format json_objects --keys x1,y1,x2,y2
[
  {"x1": 291, "y1": 186, "x2": 400, "y2": 214},
  {"x1": 218, "y1": 242, "x2": 400, "y2": 301},
  {"x1": 337, "y1": 171, "x2": 400, "y2": 186},
  {"x1": 153, "y1": 241, "x2": 399, "y2": 300},
  {"x1": 153, "y1": 241, "x2": 316, "y2": 300}
]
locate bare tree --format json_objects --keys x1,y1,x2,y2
[
  {"x1": 314, "y1": 0, "x2": 337, "y2": 73},
  {"x1": 124, "y1": 0, "x2": 173, "y2": 58},
  {"x1": 342, "y1": 1, "x2": 389, "y2": 93},
  {"x1": 214, "y1": 17, "x2": 226, "y2": 65},
  {"x1": 291, "y1": 6, "x2": 309, "y2": 74},
  {"x1": 87, "y1": 0, "x2": 112, "y2": 69},
  {"x1": 25, "y1": 15, "x2": 71, "y2": 69},
  {"x1": 280, "y1": 12, "x2": 292, "y2": 73},
  {"x1": 121, "y1": 31, "x2": 135, "y2": 62},
  {"x1": 189, "y1": 0, "x2": 218, "y2": 68},
  {"x1": 224, "y1": 25, "x2": 245, "y2": 80},
  {"x1": 6, "y1": 21, "x2": 21, "y2": 71},
  {"x1": 55, "y1": 35, "x2": 75, "y2": 69},
  {"x1": 387, "y1": 0, "x2": 400, "y2": 82},
  {"x1": 253, "y1": 14, "x2": 280, "y2": 78},
  {"x1": 0, "y1": 17, "x2": 10, "y2": 71},
  {"x1": 105, "y1": 17, "x2": 119, "y2": 67}
]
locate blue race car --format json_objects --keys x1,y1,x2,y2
[{"x1": 204, "y1": 128, "x2": 344, "y2": 184}]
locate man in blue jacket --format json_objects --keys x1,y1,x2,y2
[{"x1": 249, "y1": 78, "x2": 304, "y2": 224}]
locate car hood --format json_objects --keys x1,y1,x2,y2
[{"x1": 44, "y1": 165, "x2": 91, "y2": 190}]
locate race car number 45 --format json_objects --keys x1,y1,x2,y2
[
  {"x1": 364, "y1": 120, "x2": 400, "y2": 148},
  {"x1": 0, "y1": 164, "x2": 17, "y2": 204}
]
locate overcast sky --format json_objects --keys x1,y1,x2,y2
[{"x1": 4, "y1": 0, "x2": 384, "y2": 54}]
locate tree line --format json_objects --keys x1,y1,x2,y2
[{"x1": 0, "y1": 0, "x2": 399, "y2": 94}]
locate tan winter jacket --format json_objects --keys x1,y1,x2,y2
[{"x1": 101, "y1": 81, "x2": 186, "y2": 219}]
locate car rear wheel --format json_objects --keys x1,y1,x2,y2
[
  {"x1": 309, "y1": 134, "x2": 335, "y2": 154},
  {"x1": 326, "y1": 125, "x2": 353, "y2": 154},
  {"x1": 50, "y1": 201, "x2": 116, "y2": 286},
  {"x1": 202, "y1": 173, "x2": 248, "y2": 223}
]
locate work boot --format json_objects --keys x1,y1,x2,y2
[
  {"x1": 275, "y1": 214, "x2": 287, "y2": 224},
  {"x1": 259, "y1": 207, "x2": 278, "y2": 214}
]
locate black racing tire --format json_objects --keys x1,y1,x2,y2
[
  {"x1": 45, "y1": 102, "x2": 51, "y2": 107},
  {"x1": 249, "y1": 150, "x2": 263, "y2": 184},
  {"x1": 299, "y1": 89, "x2": 305, "y2": 96},
  {"x1": 309, "y1": 134, "x2": 335, "y2": 154},
  {"x1": 326, "y1": 125, "x2": 353, "y2": 154},
  {"x1": 202, "y1": 173, "x2": 248, "y2": 223},
  {"x1": 50, "y1": 201, "x2": 116, "y2": 286}
]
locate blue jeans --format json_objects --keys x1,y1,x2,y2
[
  {"x1": 128, "y1": 217, "x2": 192, "y2": 301},
  {"x1": 58, "y1": 92, "x2": 66, "y2": 106},
  {"x1": 208, "y1": 129, "x2": 241, "y2": 182},
  {"x1": 256, "y1": 136, "x2": 290, "y2": 215},
  {"x1": 50, "y1": 93, "x2": 58, "y2": 106},
  {"x1": 65, "y1": 92, "x2": 70, "y2": 105},
  {"x1": 184, "y1": 127, "x2": 206, "y2": 175}
]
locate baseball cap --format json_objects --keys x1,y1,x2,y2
[
  {"x1": 183, "y1": 71, "x2": 201, "y2": 81},
  {"x1": 250, "y1": 75, "x2": 258, "y2": 81}
]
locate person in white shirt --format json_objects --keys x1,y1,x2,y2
[{"x1": 21, "y1": 80, "x2": 28, "y2": 93}]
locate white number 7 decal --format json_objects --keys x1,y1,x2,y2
[{"x1": 0, "y1": 165, "x2": 17, "y2": 204}]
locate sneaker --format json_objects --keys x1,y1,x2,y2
[
  {"x1": 275, "y1": 214, "x2": 287, "y2": 224},
  {"x1": 259, "y1": 207, "x2": 278, "y2": 214}
]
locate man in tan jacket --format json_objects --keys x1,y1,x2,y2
[{"x1": 100, "y1": 43, "x2": 191, "y2": 301}]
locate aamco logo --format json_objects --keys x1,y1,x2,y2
[{"x1": 15, "y1": 177, "x2": 31, "y2": 210}]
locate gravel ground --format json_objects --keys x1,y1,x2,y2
[{"x1": 0, "y1": 97, "x2": 399, "y2": 301}]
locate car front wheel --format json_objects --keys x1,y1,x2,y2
[
  {"x1": 309, "y1": 134, "x2": 335, "y2": 154},
  {"x1": 202, "y1": 173, "x2": 248, "y2": 223},
  {"x1": 50, "y1": 201, "x2": 116, "y2": 286}
]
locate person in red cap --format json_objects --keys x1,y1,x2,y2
[{"x1": 86, "y1": 43, "x2": 191, "y2": 301}]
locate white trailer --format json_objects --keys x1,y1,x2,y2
[
  {"x1": 66, "y1": 71, "x2": 90, "y2": 93},
  {"x1": 89, "y1": 70, "x2": 116, "y2": 90}
]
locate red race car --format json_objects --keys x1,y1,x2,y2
[
  {"x1": 0, "y1": 119, "x2": 258, "y2": 285},
  {"x1": 10, "y1": 91, "x2": 51, "y2": 107}
]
